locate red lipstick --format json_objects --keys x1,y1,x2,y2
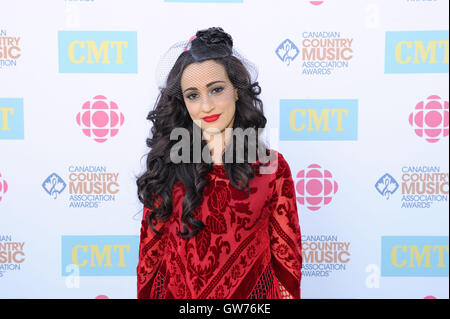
[{"x1": 202, "y1": 114, "x2": 221, "y2": 122}]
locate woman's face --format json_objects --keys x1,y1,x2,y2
[{"x1": 180, "y1": 59, "x2": 238, "y2": 137}]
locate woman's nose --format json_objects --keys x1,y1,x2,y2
[{"x1": 200, "y1": 95, "x2": 214, "y2": 113}]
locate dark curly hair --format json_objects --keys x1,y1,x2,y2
[{"x1": 136, "y1": 27, "x2": 269, "y2": 239}]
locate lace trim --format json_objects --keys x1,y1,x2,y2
[
  {"x1": 277, "y1": 277, "x2": 293, "y2": 299},
  {"x1": 248, "y1": 264, "x2": 277, "y2": 299},
  {"x1": 151, "y1": 270, "x2": 166, "y2": 299}
]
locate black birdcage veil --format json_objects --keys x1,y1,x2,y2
[{"x1": 154, "y1": 27, "x2": 259, "y2": 94}]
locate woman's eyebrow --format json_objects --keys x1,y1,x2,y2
[{"x1": 183, "y1": 80, "x2": 226, "y2": 94}]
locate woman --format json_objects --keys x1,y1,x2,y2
[{"x1": 136, "y1": 27, "x2": 302, "y2": 299}]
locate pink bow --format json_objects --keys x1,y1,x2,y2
[{"x1": 184, "y1": 35, "x2": 197, "y2": 51}]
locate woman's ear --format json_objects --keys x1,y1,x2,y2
[{"x1": 234, "y1": 88, "x2": 239, "y2": 101}]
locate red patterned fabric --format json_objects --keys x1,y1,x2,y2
[{"x1": 137, "y1": 149, "x2": 302, "y2": 299}]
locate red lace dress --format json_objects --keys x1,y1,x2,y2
[{"x1": 136, "y1": 150, "x2": 302, "y2": 299}]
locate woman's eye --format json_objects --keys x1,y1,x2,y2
[
  {"x1": 187, "y1": 93, "x2": 198, "y2": 100},
  {"x1": 212, "y1": 87, "x2": 224, "y2": 94},
  {"x1": 186, "y1": 87, "x2": 223, "y2": 100}
]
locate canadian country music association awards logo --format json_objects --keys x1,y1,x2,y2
[
  {"x1": 76, "y1": 95, "x2": 124, "y2": 143},
  {"x1": 0, "y1": 235, "x2": 25, "y2": 278},
  {"x1": 42, "y1": 166, "x2": 120, "y2": 208},
  {"x1": 295, "y1": 164, "x2": 338, "y2": 211},
  {"x1": 42, "y1": 173, "x2": 66, "y2": 199},
  {"x1": 375, "y1": 166, "x2": 449, "y2": 208},
  {"x1": 375, "y1": 173, "x2": 399, "y2": 200},
  {"x1": 0, "y1": 30, "x2": 21, "y2": 68},
  {"x1": 276, "y1": 39, "x2": 299, "y2": 66},
  {"x1": 409, "y1": 95, "x2": 449, "y2": 143},
  {"x1": 0, "y1": 172, "x2": 7, "y2": 202},
  {"x1": 276, "y1": 31, "x2": 354, "y2": 75},
  {"x1": 301, "y1": 235, "x2": 351, "y2": 278}
]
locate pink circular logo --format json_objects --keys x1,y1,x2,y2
[
  {"x1": 424, "y1": 295, "x2": 436, "y2": 299},
  {"x1": 295, "y1": 164, "x2": 338, "y2": 211},
  {"x1": 95, "y1": 294, "x2": 109, "y2": 299},
  {"x1": 310, "y1": 1, "x2": 324, "y2": 5},
  {"x1": 76, "y1": 95, "x2": 125, "y2": 143},
  {"x1": 409, "y1": 95, "x2": 449, "y2": 143},
  {"x1": 0, "y1": 173, "x2": 8, "y2": 202}
]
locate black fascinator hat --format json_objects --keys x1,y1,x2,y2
[{"x1": 189, "y1": 27, "x2": 233, "y2": 60}]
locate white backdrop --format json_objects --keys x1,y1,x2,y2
[{"x1": 0, "y1": 0, "x2": 448, "y2": 299}]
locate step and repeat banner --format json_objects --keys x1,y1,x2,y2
[{"x1": 0, "y1": 0, "x2": 449, "y2": 299}]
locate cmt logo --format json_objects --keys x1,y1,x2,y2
[
  {"x1": 164, "y1": 0, "x2": 243, "y2": 2},
  {"x1": 385, "y1": 30, "x2": 449, "y2": 74},
  {"x1": 58, "y1": 31, "x2": 137, "y2": 73},
  {"x1": 0, "y1": 98, "x2": 24, "y2": 140},
  {"x1": 280, "y1": 99, "x2": 358, "y2": 140},
  {"x1": 381, "y1": 236, "x2": 449, "y2": 277},
  {"x1": 61, "y1": 236, "x2": 139, "y2": 276}
]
